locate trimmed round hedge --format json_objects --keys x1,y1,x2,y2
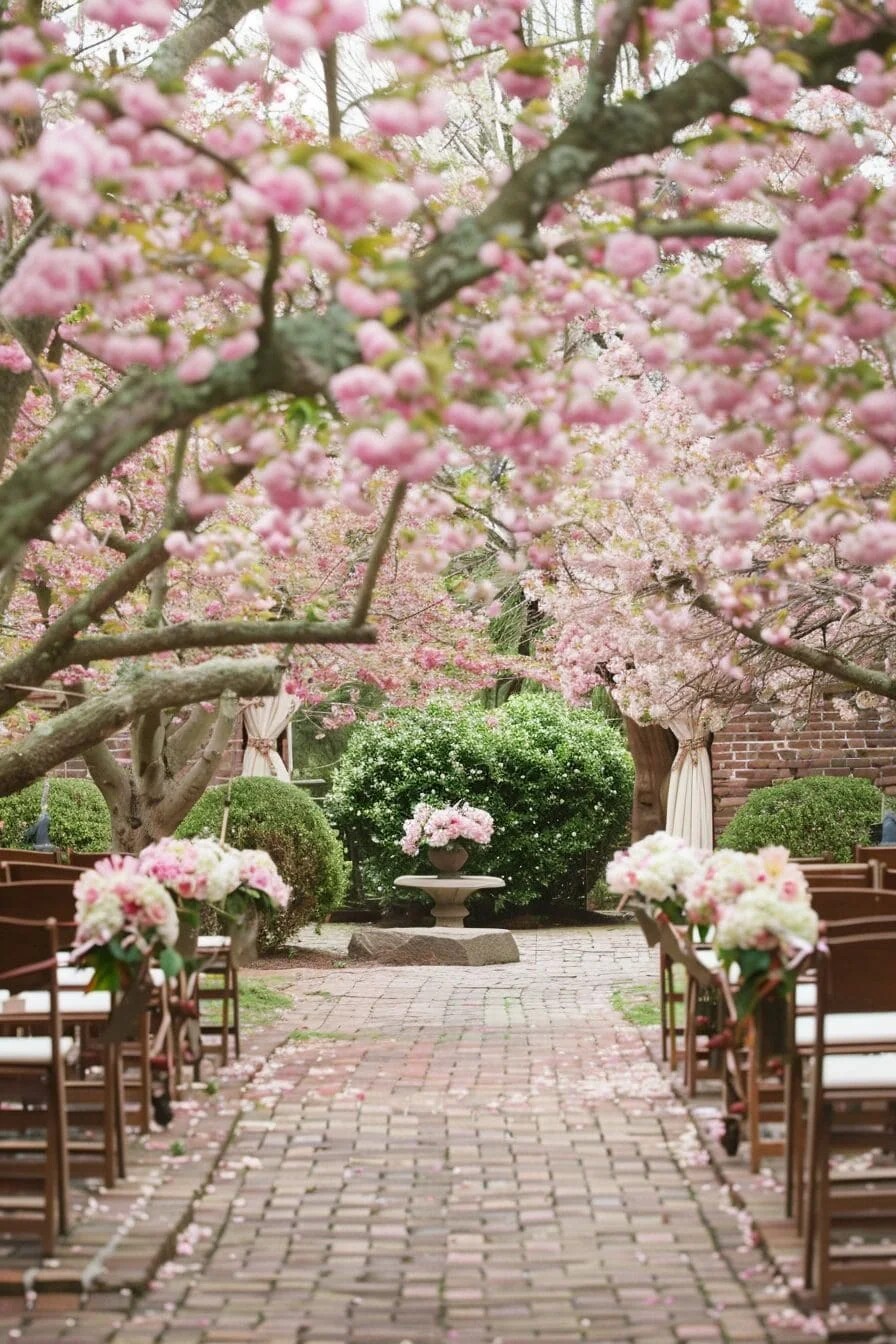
[
  {"x1": 717, "y1": 775, "x2": 883, "y2": 862},
  {"x1": 327, "y1": 693, "x2": 633, "y2": 911},
  {"x1": 0, "y1": 778, "x2": 112, "y2": 852},
  {"x1": 177, "y1": 777, "x2": 347, "y2": 951}
]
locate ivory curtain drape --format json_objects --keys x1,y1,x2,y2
[
  {"x1": 665, "y1": 714, "x2": 714, "y2": 851},
  {"x1": 241, "y1": 691, "x2": 295, "y2": 781}
]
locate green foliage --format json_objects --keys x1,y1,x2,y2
[
  {"x1": 718, "y1": 774, "x2": 883, "y2": 863},
  {"x1": 327, "y1": 693, "x2": 633, "y2": 911},
  {"x1": 0, "y1": 777, "x2": 112, "y2": 852},
  {"x1": 176, "y1": 778, "x2": 347, "y2": 951}
]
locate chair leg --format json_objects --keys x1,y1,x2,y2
[
  {"x1": 816, "y1": 1106, "x2": 831, "y2": 1310},
  {"x1": 53, "y1": 1068, "x2": 70, "y2": 1237},
  {"x1": 747, "y1": 1021, "x2": 761, "y2": 1174},
  {"x1": 803, "y1": 1079, "x2": 821, "y2": 1292},
  {"x1": 102, "y1": 1043, "x2": 117, "y2": 1189},
  {"x1": 231, "y1": 958, "x2": 241, "y2": 1060},
  {"x1": 220, "y1": 964, "x2": 230, "y2": 1067},
  {"x1": 659, "y1": 948, "x2": 668, "y2": 1063},
  {"x1": 787, "y1": 1054, "x2": 808, "y2": 1230},
  {"x1": 685, "y1": 976, "x2": 698, "y2": 1096}
]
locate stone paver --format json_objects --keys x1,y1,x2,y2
[{"x1": 4, "y1": 927, "x2": 848, "y2": 1342}]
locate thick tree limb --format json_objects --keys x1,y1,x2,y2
[
  {"x1": 147, "y1": 0, "x2": 266, "y2": 85},
  {"x1": 0, "y1": 657, "x2": 281, "y2": 797},
  {"x1": 164, "y1": 702, "x2": 220, "y2": 778},
  {"x1": 154, "y1": 692, "x2": 241, "y2": 833},
  {"x1": 80, "y1": 738, "x2": 130, "y2": 823},
  {"x1": 693, "y1": 594, "x2": 896, "y2": 701},
  {"x1": 69, "y1": 617, "x2": 376, "y2": 665}
]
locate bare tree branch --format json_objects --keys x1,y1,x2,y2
[
  {"x1": 69, "y1": 617, "x2": 377, "y2": 665},
  {"x1": 693, "y1": 594, "x2": 896, "y2": 701}
]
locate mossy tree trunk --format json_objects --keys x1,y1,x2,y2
[
  {"x1": 81, "y1": 692, "x2": 244, "y2": 853},
  {"x1": 623, "y1": 716, "x2": 678, "y2": 842}
]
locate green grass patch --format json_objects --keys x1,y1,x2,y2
[
  {"x1": 238, "y1": 976, "x2": 293, "y2": 1028},
  {"x1": 611, "y1": 983, "x2": 661, "y2": 1028}
]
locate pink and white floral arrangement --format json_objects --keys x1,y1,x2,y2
[
  {"x1": 400, "y1": 802, "x2": 494, "y2": 856},
  {"x1": 72, "y1": 854, "x2": 182, "y2": 990},
  {"x1": 711, "y1": 847, "x2": 818, "y2": 1014},
  {"x1": 605, "y1": 831, "x2": 706, "y2": 921},
  {"x1": 609, "y1": 835, "x2": 819, "y2": 1016},
  {"x1": 72, "y1": 840, "x2": 292, "y2": 986}
]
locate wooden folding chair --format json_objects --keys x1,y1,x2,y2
[
  {"x1": 0, "y1": 916, "x2": 75, "y2": 1252},
  {"x1": 802, "y1": 928, "x2": 896, "y2": 1307}
]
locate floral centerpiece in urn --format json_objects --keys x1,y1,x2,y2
[{"x1": 400, "y1": 802, "x2": 494, "y2": 874}]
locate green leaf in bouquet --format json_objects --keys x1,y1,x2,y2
[{"x1": 159, "y1": 947, "x2": 184, "y2": 979}]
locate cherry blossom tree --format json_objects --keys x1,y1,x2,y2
[{"x1": 2, "y1": 0, "x2": 896, "y2": 816}]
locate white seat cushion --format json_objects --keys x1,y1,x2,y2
[
  {"x1": 57, "y1": 967, "x2": 93, "y2": 987},
  {"x1": 197, "y1": 936, "x2": 230, "y2": 950},
  {"x1": 796, "y1": 1012, "x2": 896, "y2": 1048},
  {"x1": 822, "y1": 1053, "x2": 896, "y2": 1090},
  {"x1": 0, "y1": 1036, "x2": 76, "y2": 1066},
  {"x1": 15, "y1": 990, "x2": 111, "y2": 1015},
  {"x1": 796, "y1": 982, "x2": 817, "y2": 1008},
  {"x1": 695, "y1": 947, "x2": 719, "y2": 971},
  {"x1": 150, "y1": 966, "x2": 166, "y2": 988}
]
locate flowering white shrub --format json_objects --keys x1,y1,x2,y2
[
  {"x1": 605, "y1": 831, "x2": 705, "y2": 918},
  {"x1": 400, "y1": 801, "x2": 494, "y2": 856},
  {"x1": 73, "y1": 855, "x2": 181, "y2": 988}
]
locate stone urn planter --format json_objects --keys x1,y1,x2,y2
[{"x1": 426, "y1": 845, "x2": 468, "y2": 874}]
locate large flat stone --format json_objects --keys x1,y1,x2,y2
[{"x1": 347, "y1": 926, "x2": 520, "y2": 966}]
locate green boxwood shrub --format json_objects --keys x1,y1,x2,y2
[
  {"x1": 326, "y1": 693, "x2": 634, "y2": 911},
  {"x1": 0, "y1": 778, "x2": 112, "y2": 852},
  {"x1": 717, "y1": 775, "x2": 883, "y2": 862},
  {"x1": 177, "y1": 778, "x2": 347, "y2": 951}
]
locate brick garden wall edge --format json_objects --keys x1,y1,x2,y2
[{"x1": 711, "y1": 697, "x2": 896, "y2": 840}]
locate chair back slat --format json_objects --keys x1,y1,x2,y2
[
  {"x1": 810, "y1": 887, "x2": 896, "y2": 922},
  {"x1": 0, "y1": 915, "x2": 60, "y2": 989},
  {"x1": 0, "y1": 883, "x2": 77, "y2": 945},
  {"x1": 0, "y1": 848, "x2": 59, "y2": 866},
  {"x1": 818, "y1": 930, "x2": 896, "y2": 1015},
  {"x1": 799, "y1": 861, "x2": 882, "y2": 890},
  {"x1": 66, "y1": 852, "x2": 114, "y2": 870},
  {"x1": 853, "y1": 844, "x2": 896, "y2": 870},
  {"x1": 0, "y1": 863, "x2": 83, "y2": 885}
]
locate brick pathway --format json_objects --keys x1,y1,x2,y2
[{"x1": 6, "y1": 927, "x2": 824, "y2": 1343}]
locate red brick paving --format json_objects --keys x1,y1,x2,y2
[{"x1": 3, "y1": 927, "x2": 879, "y2": 1343}]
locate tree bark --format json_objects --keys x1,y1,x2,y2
[
  {"x1": 0, "y1": 656, "x2": 280, "y2": 797},
  {"x1": 623, "y1": 716, "x2": 678, "y2": 841}
]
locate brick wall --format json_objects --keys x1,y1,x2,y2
[
  {"x1": 711, "y1": 697, "x2": 896, "y2": 838},
  {"x1": 52, "y1": 727, "x2": 245, "y2": 784}
]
